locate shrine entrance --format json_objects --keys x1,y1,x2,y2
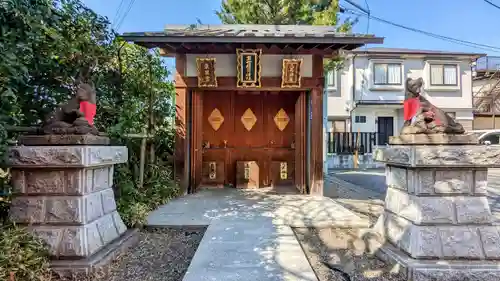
[
  {"x1": 200, "y1": 90, "x2": 305, "y2": 190},
  {"x1": 122, "y1": 24, "x2": 383, "y2": 195}
]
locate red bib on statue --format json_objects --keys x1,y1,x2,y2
[
  {"x1": 403, "y1": 97, "x2": 420, "y2": 122},
  {"x1": 80, "y1": 101, "x2": 96, "y2": 126}
]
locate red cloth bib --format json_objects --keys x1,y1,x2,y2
[
  {"x1": 80, "y1": 101, "x2": 96, "y2": 126},
  {"x1": 403, "y1": 97, "x2": 420, "y2": 121}
]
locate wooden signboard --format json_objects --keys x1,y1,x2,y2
[
  {"x1": 236, "y1": 161, "x2": 259, "y2": 189},
  {"x1": 236, "y1": 49, "x2": 262, "y2": 88},
  {"x1": 281, "y1": 58, "x2": 302, "y2": 88},
  {"x1": 196, "y1": 57, "x2": 217, "y2": 87}
]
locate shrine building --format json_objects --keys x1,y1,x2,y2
[{"x1": 122, "y1": 24, "x2": 383, "y2": 195}]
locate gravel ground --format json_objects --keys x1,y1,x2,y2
[
  {"x1": 294, "y1": 228, "x2": 405, "y2": 281},
  {"x1": 54, "y1": 227, "x2": 206, "y2": 281}
]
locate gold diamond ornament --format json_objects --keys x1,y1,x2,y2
[
  {"x1": 274, "y1": 108, "x2": 290, "y2": 131},
  {"x1": 241, "y1": 108, "x2": 257, "y2": 131},
  {"x1": 208, "y1": 108, "x2": 224, "y2": 131}
]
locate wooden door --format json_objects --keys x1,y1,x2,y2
[
  {"x1": 377, "y1": 116, "x2": 394, "y2": 145},
  {"x1": 200, "y1": 90, "x2": 300, "y2": 189},
  {"x1": 265, "y1": 92, "x2": 297, "y2": 187}
]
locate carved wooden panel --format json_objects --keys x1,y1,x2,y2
[
  {"x1": 270, "y1": 160, "x2": 294, "y2": 187},
  {"x1": 274, "y1": 108, "x2": 290, "y2": 131},
  {"x1": 236, "y1": 161, "x2": 259, "y2": 189},
  {"x1": 241, "y1": 108, "x2": 257, "y2": 131},
  {"x1": 207, "y1": 108, "x2": 224, "y2": 131},
  {"x1": 201, "y1": 161, "x2": 225, "y2": 186}
]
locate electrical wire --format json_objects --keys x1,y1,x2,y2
[
  {"x1": 341, "y1": 6, "x2": 500, "y2": 53},
  {"x1": 112, "y1": 0, "x2": 127, "y2": 28},
  {"x1": 115, "y1": 0, "x2": 137, "y2": 31},
  {"x1": 483, "y1": 0, "x2": 500, "y2": 10}
]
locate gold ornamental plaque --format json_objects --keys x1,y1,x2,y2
[
  {"x1": 196, "y1": 57, "x2": 217, "y2": 87},
  {"x1": 280, "y1": 162, "x2": 287, "y2": 180},
  {"x1": 208, "y1": 108, "x2": 224, "y2": 131},
  {"x1": 281, "y1": 58, "x2": 302, "y2": 88},
  {"x1": 209, "y1": 162, "x2": 216, "y2": 180},
  {"x1": 241, "y1": 108, "x2": 257, "y2": 131},
  {"x1": 236, "y1": 49, "x2": 262, "y2": 88},
  {"x1": 273, "y1": 108, "x2": 290, "y2": 131}
]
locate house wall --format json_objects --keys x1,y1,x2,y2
[
  {"x1": 352, "y1": 56, "x2": 473, "y2": 109},
  {"x1": 185, "y1": 54, "x2": 313, "y2": 77},
  {"x1": 326, "y1": 59, "x2": 353, "y2": 118},
  {"x1": 326, "y1": 54, "x2": 475, "y2": 132}
]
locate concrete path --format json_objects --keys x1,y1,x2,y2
[{"x1": 147, "y1": 188, "x2": 370, "y2": 281}]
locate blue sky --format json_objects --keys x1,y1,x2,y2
[{"x1": 83, "y1": 0, "x2": 500, "y2": 58}]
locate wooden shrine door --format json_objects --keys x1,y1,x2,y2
[{"x1": 200, "y1": 91, "x2": 300, "y2": 189}]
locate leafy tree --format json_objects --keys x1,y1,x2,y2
[
  {"x1": 216, "y1": 0, "x2": 354, "y2": 31},
  {"x1": 0, "y1": 0, "x2": 178, "y2": 231}
]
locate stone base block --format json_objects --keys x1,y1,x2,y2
[
  {"x1": 19, "y1": 135, "x2": 110, "y2": 146},
  {"x1": 389, "y1": 134, "x2": 478, "y2": 145},
  {"x1": 51, "y1": 229, "x2": 139, "y2": 277},
  {"x1": 374, "y1": 212, "x2": 500, "y2": 259},
  {"x1": 367, "y1": 236, "x2": 500, "y2": 281},
  {"x1": 27, "y1": 211, "x2": 127, "y2": 257}
]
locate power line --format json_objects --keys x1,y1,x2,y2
[
  {"x1": 341, "y1": 7, "x2": 500, "y2": 53},
  {"x1": 483, "y1": 0, "x2": 500, "y2": 10},
  {"x1": 112, "y1": 0, "x2": 127, "y2": 28},
  {"x1": 115, "y1": 0, "x2": 136, "y2": 31}
]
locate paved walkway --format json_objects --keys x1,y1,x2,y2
[{"x1": 147, "y1": 188, "x2": 370, "y2": 281}]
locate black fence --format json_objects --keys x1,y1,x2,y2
[{"x1": 326, "y1": 132, "x2": 377, "y2": 155}]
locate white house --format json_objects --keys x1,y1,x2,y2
[{"x1": 325, "y1": 48, "x2": 484, "y2": 144}]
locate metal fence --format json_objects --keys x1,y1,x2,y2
[{"x1": 326, "y1": 132, "x2": 377, "y2": 155}]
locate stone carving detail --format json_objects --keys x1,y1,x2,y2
[
  {"x1": 42, "y1": 83, "x2": 99, "y2": 135},
  {"x1": 401, "y1": 77, "x2": 465, "y2": 134},
  {"x1": 6, "y1": 146, "x2": 128, "y2": 168},
  {"x1": 8, "y1": 147, "x2": 82, "y2": 166}
]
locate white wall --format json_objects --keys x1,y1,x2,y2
[
  {"x1": 351, "y1": 107, "x2": 399, "y2": 134},
  {"x1": 326, "y1": 53, "x2": 476, "y2": 131},
  {"x1": 326, "y1": 59, "x2": 353, "y2": 118},
  {"x1": 185, "y1": 54, "x2": 313, "y2": 77},
  {"x1": 351, "y1": 56, "x2": 473, "y2": 109}
]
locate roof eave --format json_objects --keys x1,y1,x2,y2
[
  {"x1": 351, "y1": 50, "x2": 486, "y2": 60},
  {"x1": 120, "y1": 34, "x2": 384, "y2": 45}
]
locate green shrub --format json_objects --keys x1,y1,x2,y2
[
  {"x1": 114, "y1": 162, "x2": 179, "y2": 228},
  {"x1": 0, "y1": 224, "x2": 50, "y2": 281}
]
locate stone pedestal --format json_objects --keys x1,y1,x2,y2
[
  {"x1": 7, "y1": 136, "x2": 138, "y2": 276},
  {"x1": 372, "y1": 134, "x2": 500, "y2": 280}
]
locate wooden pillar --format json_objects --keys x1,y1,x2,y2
[
  {"x1": 174, "y1": 54, "x2": 189, "y2": 194},
  {"x1": 310, "y1": 55, "x2": 324, "y2": 196},
  {"x1": 190, "y1": 90, "x2": 203, "y2": 191}
]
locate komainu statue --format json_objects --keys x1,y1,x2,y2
[
  {"x1": 42, "y1": 83, "x2": 99, "y2": 135},
  {"x1": 401, "y1": 77, "x2": 465, "y2": 134}
]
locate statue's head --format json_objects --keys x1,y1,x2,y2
[
  {"x1": 76, "y1": 83, "x2": 96, "y2": 104},
  {"x1": 405, "y1": 77, "x2": 423, "y2": 98}
]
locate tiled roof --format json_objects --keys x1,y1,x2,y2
[
  {"x1": 122, "y1": 24, "x2": 383, "y2": 45},
  {"x1": 351, "y1": 47, "x2": 485, "y2": 58}
]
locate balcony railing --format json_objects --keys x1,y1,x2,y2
[
  {"x1": 326, "y1": 132, "x2": 377, "y2": 155},
  {"x1": 476, "y1": 56, "x2": 500, "y2": 72}
]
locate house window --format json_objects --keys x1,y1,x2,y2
[
  {"x1": 325, "y1": 69, "x2": 336, "y2": 88},
  {"x1": 430, "y1": 64, "x2": 458, "y2": 86},
  {"x1": 355, "y1": 116, "x2": 366, "y2": 123},
  {"x1": 331, "y1": 120, "x2": 346, "y2": 132},
  {"x1": 373, "y1": 63, "x2": 402, "y2": 85}
]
